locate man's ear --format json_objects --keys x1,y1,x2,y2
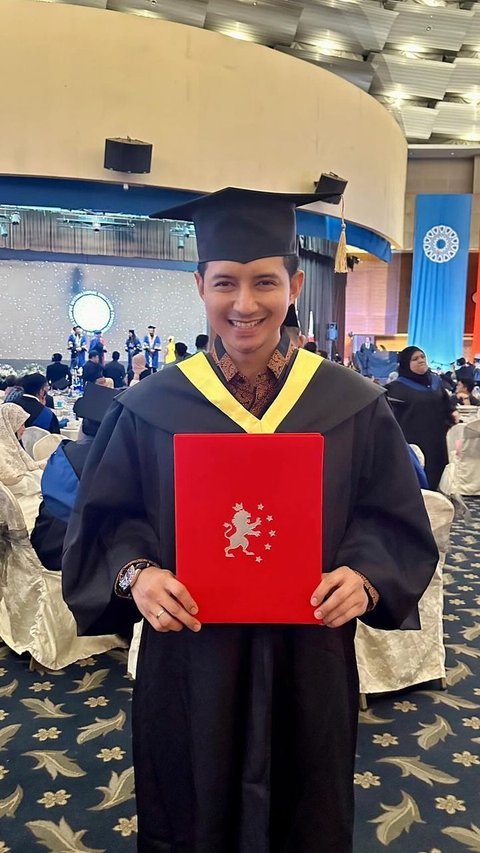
[
  {"x1": 194, "y1": 272, "x2": 205, "y2": 302},
  {"x1": 289, "y1": 269, "x2": 304, "y2": 303}
]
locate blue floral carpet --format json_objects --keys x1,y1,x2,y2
[
  {"x1": 0, "y1": 500, "x2": 477, "y2": 851},
  {"x1": 354, "y1": 497, "x2": 480, "y2": 853}
]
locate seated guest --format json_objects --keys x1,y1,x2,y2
[
  {"x1": 303, "y1": 341, "x2": 318, "y2": 354},
  {"x1": 451, "y1": 377, "x2": 480, "y2": 408},
  {"x1": 46, "y1": 353, "x2": 71, "y2": 390},
  {"x1": 2, "y1": 376, "x2": 23, "y2": 404},
  {"x1": 31, "y1": 383, "x2": 119, "y2": 570},
  {"x1": 455, "y1": 357, "x2": 475, "y2": 384},
  {"x1": 17, "y1": 373, "x2": 60, "y2": 433},
  {"x1": 103, "y1": 351, "x2": 126, "y2": 388},
  {"x1": 128, "y1": 352, "x2": 151, "y2": 386},
  {"x1": 283, "y1": 303, "x2": 306, "y2": 348},
  {"x1": 174, "y1": 342, "x2": 191, "y2": 363},
  {"x1": 0, "y1": 403, "x2": 44, "y2": 533},
  {"x1": 82, "y1": 352, "x2": 103, "y2": 386},
  {"x1": 195, "y1": 334, "x2": 209, "y2": 353}
]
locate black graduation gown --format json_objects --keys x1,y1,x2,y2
[
  {"x1": 386, "y1": 377, "x2": 452, "y2": 489},
  {"x1": 63, "y1": 351, "x2": 437, "y2": 853}
]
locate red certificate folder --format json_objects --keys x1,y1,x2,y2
[{"x1": 174, "y1": 433, "x2": 323, "y2": 623}]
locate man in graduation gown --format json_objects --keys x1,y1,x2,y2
[{"x1": 63, "y1": 182, "x2": 438, "y2": 853}]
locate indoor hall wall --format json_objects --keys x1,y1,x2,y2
[
  {"x1": 0, "y1": 0, "x2": 406, "y2": 246},
  {"x1": 0, "y1": 261, "x2": 205, "y2": 362}
]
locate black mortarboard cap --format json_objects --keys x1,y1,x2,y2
[
  {"x1": 73, "y1": 382, "x2": 120, "y2": 423},
  {"x1": 151, "y1": 176, "x2": 347, "y2": 264},
  {"x1": 283, "y1": 304, "x2": 299, "y2": 329}
]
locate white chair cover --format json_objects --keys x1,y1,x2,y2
[
  {"x1": 354, "y1": 489, "x2": 454, "y2": 696},
  {"x1": 22, "y1": 426, "x2": 49, "y2": 457},
  {"x1": 0, "y1": 482, "x2": 127, "y2": 669},
  {"x1": 32, "y1": 433, "x2": 65, "y2": 461},
  {"x1": 440, "y1": 419, "x2": 480, "y2": 496}
]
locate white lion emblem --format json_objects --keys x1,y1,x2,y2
[{"x1": 224, "y1": 503, "x2": 261, "y2": 557}]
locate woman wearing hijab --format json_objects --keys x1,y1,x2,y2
[
  {"x1": 387, "y1": 346, "x2": 455, "y2": 489},
  {"x1": 0, "y1": 404, "x2": 44, "y2": 532},
  {"x1": 128, "y1": 352, "x2": 152, "y2": 386}
]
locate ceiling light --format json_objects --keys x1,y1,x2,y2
[
  {"x1": 465, "y1": 91, "x2": 480, "y2": 106},
  {"x1": 315, "y1": 39, "x2": 342, "y2": 55}
]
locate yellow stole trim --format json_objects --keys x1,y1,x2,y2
[{"x1": 177, "y1": 349, "x2": 323, "y2": 434}]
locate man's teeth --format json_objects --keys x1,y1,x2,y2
[{"x1": 230, "y1": 319, "x2": 263, "y2": 327}]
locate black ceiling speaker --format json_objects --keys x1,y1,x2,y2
[{"x1": 104, "y1": 137, "x2": 153, "y2": 174}]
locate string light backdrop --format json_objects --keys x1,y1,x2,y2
[{"x1": 0, "y1": 260, "x2": 206, "y2": 360}]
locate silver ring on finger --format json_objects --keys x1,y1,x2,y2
[{"x1": 156, "y1": 608, "x2": 167, "y2": 620}]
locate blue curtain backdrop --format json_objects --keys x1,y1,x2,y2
[{"x1": 408, "y1": 194, "x2": 472, "y2": 367}]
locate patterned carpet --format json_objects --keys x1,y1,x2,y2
[{"x1": 0, "y1": 500, "x2": 477, "y2": 851}]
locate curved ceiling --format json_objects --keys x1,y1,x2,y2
[{"x1": 29, "y1": 0, "x2": 480, "y2": 146}]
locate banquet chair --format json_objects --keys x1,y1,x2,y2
[
  {"x1": 355, "y1": 489, "x2": 454, "y2": 708},
  {"x1": 440, "y1": 419, "x2": 480, "y2": 496},
  {"x1": 0, "y1": 481, "x2": 127, "y2": 669},
  {"x1": 32, "y1": 433, "x2": 65, "y2": 461},
  {"x1": 22, "y1": 426, "x2": 49, "y2": 457}
]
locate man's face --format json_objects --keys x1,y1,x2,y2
[
  {"x1": 91, "y1": 354, "x2": 99, "y2": 364},
  {"x1": 457, "y1": 381, "x2": 467, "y2": 395},
  {"x1": 39, "y1": 384, "x2": 48, "y2": 402},
  {"x1": 195, "y1": 257, "x2": 303, "y2": 361}
]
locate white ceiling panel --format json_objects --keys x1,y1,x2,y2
[
  {"x1": 433, "y1": 101, "x2": 480, "y2": 138},
  {"x1": 106, "y1": 0, "x2": 208, "y2": 26},
  {"x1": 294, "y1": 3, "x2": 398, "y2": 53},
  {"x1": 447, "y1": 58, "x2": 480, "y2": 94},
  {"x1": 205, "y1": 0, "x2": 301, "y2": 45},
  {"x1": 370, "y1": 53, "x2": 454, "y2": 100},
  {"x1": 391, "y1": 104, "x2": 439, "y2": 141},
  {"x1": 459, "y1": 7, "x2": 480, "y2": 48},
  {"x1": 386, "y1": 4, "x2": 473, "y2": 53}
]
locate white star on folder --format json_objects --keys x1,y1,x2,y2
[
  {"x1": 255, "y1": 556, "x2": 262, "y2": 563},
  {"x1": 258, "y1": 504, "x2": 264, "y2": 510},
  {"x1": 266, "y1": 515, "x2": 273, "y2": 522},
  {"x1": 265, "y1": 544, "x2": 271, "y2": 551},
  {"x1": 269, "y1": 530, "x2": 276, "y2": 537}
]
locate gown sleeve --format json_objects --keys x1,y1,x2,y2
[
  {"x1": 333, "y1": 395, "x2": 439, "y2": 631},
  {"x1": 62, "y1": 402, "x2": 161, "y2": 637}
]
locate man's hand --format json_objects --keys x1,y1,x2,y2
[
  {"x1": 310, "y1": 567, "x2": 368, "y2": 628},
  {"x1": 132, "y1": 567, "x2": 202, "y2": 633}
]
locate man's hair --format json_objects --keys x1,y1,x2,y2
[
  {"x1": 5, "y1": 376, "x2": 17, "y2": 388},
  {"x1": 73, "y1": 325, "x2": 80, "y2": 332},
  {"x1": 195, "y1": 334, "x2": 209, "y2": 350},
  {"x1": 88, "y1": 352, "x2": 99, "y2": 360},
  {"x1": 459, "y1": 377, "x2": 474, "y2": 393},
  {"x1": 21, "y1": 372, "x2": 47, "y2": 396},
  {"x1": 197, "y1": 255, "x2": 300, "y2": 280},
  {"x1": 303, "y1": 341, "x2": 317, "y2": 353},
  {"x1": 175, "y1": 342, "x2": 188, "y2": 357},
  {"x1": 457, "y1": 357, "x2": 466, "y2": 366},
  {"x1": 128, "y1": 329, "x2": 135, "y2": 335},
  {"x1": 52, "y1": 353, "x2": 62, "y2": 362},
  {"x1": 112, "y1": 351, "x2": 120, "y2": 360}
]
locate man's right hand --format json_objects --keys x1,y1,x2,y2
[{"x1": 132, "y1": 567, "x2": 201, "y2": 633}]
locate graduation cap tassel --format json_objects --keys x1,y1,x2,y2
[{"x1": 334, "y1": 198, "x2": 348, "y2": 274}]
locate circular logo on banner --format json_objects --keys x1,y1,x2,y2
[
  {"x1": 423, "y1": 225, "x2": 459, "y2": 263},
  {"x1": 69, "y1": 291, "x2": 114, "y2": 334}
]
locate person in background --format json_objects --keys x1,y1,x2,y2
[
  {"x1": 387, "y1": 346, "x2": 455, "y2": 490},
  {"x1": 173, "y1": 342, "x2": 191, "y2": 363},
  {"x1": 455, "y1": 357, "x2": 475, "y2": 384},
  {"x1": 89, "y1": 331, "x2": 107, "y2": 365},
  {"x1": 82, "y1": 353, "x2": 103, "y2": 386},
  {"x1": 164, "y1": 335, "x2": 176, "y2": 364},
  {"x1": 125, "y1": 330, "x2": 142, "y2": 370},
  {"x1": 129, "y1": 352, "x2": 151, "y2": 386},
  {"x1": 283, "y1": 303, "x2": 306, "y2": 348},
  {"x1": 3, "y1": 376, "x2": 23, "y2": 404},
  {"x1": 474, "y1": 355, "x2": 480, "y2": 385},
  {"x1": 451, "y1": 377, "x2": 480, "y2": 408},
  {"x1": 0, "y1": 403, "x2": 44, "y2": 533},
  {"x1": 318, "y1": 349, "x2": 329, "y2": 359},
  {"x1": 195, "y1": 334, "x2": 209, "y2": 353},
  {"x1": 31, "y1": 384, "x2": 119, "y2": 570},
  {"x1": 46, "y1": 353, "x2": 71, "y2": 390},
  {"x1": 143, "y1": 325, "x2": 161, "y2": 372},
  {"x1": 103, "y1": 351, "x2": 126, "y2": 388},
  {"x1": 67, "y1": 326, "x2": 88, "y2": 370},
  {"x1": 17, "y1": 373, "x2": 60, "y2": 434},
  {"x1": 303, "y1": 341, "x2": 317, "y2": 354}
]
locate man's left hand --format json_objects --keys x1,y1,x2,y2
[{"x1": 311, "y1": 567, "x2": 368, "y2": 627}]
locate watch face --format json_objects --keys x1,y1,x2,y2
[{"x1": 119, "y1": 566, "x2": 136, "y2": 591}]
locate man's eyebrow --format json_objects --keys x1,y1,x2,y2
[{"x1": 209, "y1": 272, "x2": 281, "y2": 280}]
